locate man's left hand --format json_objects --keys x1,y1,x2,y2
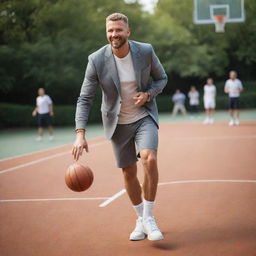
[{"x1": 133, "y1": 92, "x2": 149, "y2": 106}]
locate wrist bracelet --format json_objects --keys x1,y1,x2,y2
[{"x1": 76, "y1": 129, "x2": 85, "y2": 134}]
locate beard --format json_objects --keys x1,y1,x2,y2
[{"x1": 110, "y1": 36, "x2": 127, "y2": 49}]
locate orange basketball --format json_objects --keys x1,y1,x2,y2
[{"x1": 65, "y1": 163, "x2": 94, "y2": 192}]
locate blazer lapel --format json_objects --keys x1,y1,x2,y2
[
  {"x1": 105, "y1": 44, "x2": 121, "y2": 95},
  {"x1": 129, "y1": 41, "x2": 141, "y2": 90}
]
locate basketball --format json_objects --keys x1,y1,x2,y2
[{"x1": 65, "y1": 163, "x2": 94, "y2": 192}]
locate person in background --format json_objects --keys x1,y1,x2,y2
[
  {"x1": 32, "y1": 88, "x2": 54, "y2": 141},
  {"x1": 188, "y1": 86, "x2": 199, "y2": 113},
  {"x1": 172, "y1": 89, "x2": 187, "y2": 116},
  {"x1": 224, "y1": 71, "x2": 243, "y2": 126},
  {"x1": 203, "y1": 78, "x2": 216, "y2": 124}
]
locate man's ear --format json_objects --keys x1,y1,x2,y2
[{"x1": 127, "y1": 28, "x2": 131, "y2": 37}]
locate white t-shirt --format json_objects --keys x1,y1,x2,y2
[
  {"x1": 224, "y1": 79, "x2": 243, "y2": 97},
  {"x1": 114, "y1": 52, "x2": 148, "y2": 124},
  {"x1": 188, "y1": 91, "x2": 199, "y2": 105},
  {"x1": 204, "y1": 85, "x2": 216, "y2": 101},
  {"x1": 36, "y1": 94, "x2": 52, "y2": 114}
]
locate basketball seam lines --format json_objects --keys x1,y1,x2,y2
[{"x1": 74, "y1": 168, "x2": 83, "y2": 192}]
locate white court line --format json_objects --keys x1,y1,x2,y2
[
  {"x1": 158, "y1": 179, "x2": 256, "y2": 186},
  {"x1": 0, "y1": 140, "x2": 108, "y2": 174},
  {"x1": 172, "y1": 135, "x2": 256, "y2": 141},
  {"x1": 0, "y1": 197, "x2": 108, "y2": 203},
  {"x1": 98, "y1": 179, "x2": 256, "y2": 207},
  {"x1": 99, "y1": 189, "x2": 126, "y2": 207}
]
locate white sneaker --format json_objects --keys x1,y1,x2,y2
[
  {"x1": 143, "y1": 216, "x2": 164, "y2": 241},
  {"x1": 49, "y1": 136, "x2": 54, "y2": 141},
  {"x1": 234, "y1": 119, "x2": 240, "y2": 126},
  {"x1": 209, "y1": 118, "x2": 214, "y2": 124},
  {"x1": 229, "y1": 119, "x2": 234, "y2": 126},
  {"x1": 129, "y1": 217, "x2": 145, "y2": 241},
  {"x1": 203, "y1": 118, "x2": 209, "y2": 124},
  {"x1": 35, "y1": 136, "x2": 42, "y2": 142}
]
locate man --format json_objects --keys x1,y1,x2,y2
[
  {"x1": 188, "y1": 86, "x2": 199, "y2": 113},
  {"x1": 203, "y1": 78, "x2": 216, "y2": 124},
  {"x1": 224, "y1": 71, "x2": 243, "y2": 126},
  {"x1": 32, "y1": 88, "x2": 54, "y2": 141},
  {"x1": 72, "y1": 13, "x2": 167, "y2": 241},
  {"x1": 172, "y1": 89, "x2": 186, "y2": 116}
]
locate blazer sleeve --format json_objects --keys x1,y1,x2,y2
[
  {"x1": 146, "y1": 46, "x2": 168, "y2": 100},
  {"x1": 75, "y1": 56, "x2": 98, "y2": 130}
]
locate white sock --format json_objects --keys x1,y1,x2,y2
[
  {"x1": 143, "y1": 200, "x2": 155, "y2": 219},
  {"x1": 133, "y1": 202, "x2": 144, "y2": 218}
]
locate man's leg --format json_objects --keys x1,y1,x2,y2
[
  {"x1": 122, "y1": 163, "x2": 145, "y2": 241},
  {"x1": 180, "y1": 104, "x2": 187, "y2": 115},
  {"x1": 38, "y1": 127, "x2": 43, "y2": 137},
  {"x1": 48, "y1": 125, "x2": 54, "y2": 140},
  {"x1": 140, "y1": 149, "x2": 158, "y2": 202},
  {"x1": 122, "y1": 163, "x2": 142, "y2": 206},
  {"x1": 172, "y1": 104, "x2": 178, "y2": 116},
  {"x1": 48, "y1": 126, "x2": 54, "y2": 135},
  {"x1": 140, "y1": 149, "x2": 163, "y2": 241}
]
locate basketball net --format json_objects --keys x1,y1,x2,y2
[{"x1": 214, "y1": 15, "x2": 226, "y2": 33}]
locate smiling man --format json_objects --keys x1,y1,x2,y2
[{"x1": 72, "y1": 13, "x2": 167, "y2": 241}]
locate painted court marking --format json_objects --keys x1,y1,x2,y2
[
  {"x1": 99, "y1": 189, "x2": 126, "y2": 208},
  {"x1": 1, "y1": 180, "x2": 255, "y2": 205},
  {"x1": 0, "y1": 140, "x2": 108, "y2": 174},
  {"x1": 172, "y1": 135, "x2": 256, "y2": 141},
  {"x1": 98, "y1": 179, "x2": 256, "y2": 207}
]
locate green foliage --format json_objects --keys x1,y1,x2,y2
[
  {"x1": 0, "y1": 101, "x2": 101, "y2": 128},
  {"x1": 0, "y1": 0, "x2": 255, "y2": 128}
]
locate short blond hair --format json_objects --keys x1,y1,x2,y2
[{"x1": 106, "y1": 13, "x2": 129, "y2": 26}]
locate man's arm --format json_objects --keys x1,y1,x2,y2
[
  {"x1": 224, "y1": 81, "x2": 229, "y2": 94},
  {"x1": 32, "y1": 107, "x2": 38, "y2": 116},
  {"x1": 73, "y1": 56, "x2": 98, "y2": 161},
  {"x1": 49, "y1": 104, "x2": 54, "y2": 116},
  {"x1": 75, "y1": 57, "x2": 98, "y2": 130},
  {"x1": 146, "y1": 46, "x2": 168, "y2": 100}
]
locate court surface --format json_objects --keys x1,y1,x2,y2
[{"x1": 1, "y1": 118, "x2": 256, "y2": 255}]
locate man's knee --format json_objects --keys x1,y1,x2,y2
[
  {"x1": 122, "y1": 163, "x2": 137, "y2": 181},
  {"x1": 140, "y1": 150, "x2": 157, "y2": 168}
]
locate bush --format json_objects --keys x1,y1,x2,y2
[{"x1": 0, "y1": 103, "x2": 101, "y2": 128}]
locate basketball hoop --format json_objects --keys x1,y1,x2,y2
[{"x1": 214, "y1": 15, "x2": 226, "y2": 33}]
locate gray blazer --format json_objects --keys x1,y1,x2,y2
[{"x1": 75, "y1": 40, "x2": 168, "y2": 139}]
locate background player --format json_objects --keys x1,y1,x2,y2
[
  {"x1": 32, "y1": 88, "x2": 54, "y2": 141},
  {"x1": 203, "y1": 78, "x2": 216, "y2": 124},
  {"x1": 224, "y1": 71, "x2": 243, "y2": 126},
  {"x1": 188, "y1": 86, "x2": 200, "y2": 113},
  {"x1": 172, "y1": 89, "x2": 187, "y2": 116}
]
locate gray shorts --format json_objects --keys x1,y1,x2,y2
[{"x1": 111, "y1": 116, "x2": 158, "y2": 168}]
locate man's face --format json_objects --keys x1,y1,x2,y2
[
  {"x1": 207, "y1": 79, "x2": 213, "y2": 85},
  {"x1": 38, "y1": 88, "x2": 45, "y2": 96},
  {"x1": 230, "y1": 71, "x2": 237, "y2": 80},
  {"x1": 106, "y1": 20, "x2": 130, "y2": 49}
]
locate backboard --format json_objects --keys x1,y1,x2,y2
[{"x1": 193, "y1": 0, "x2": 245, "y2": 24}]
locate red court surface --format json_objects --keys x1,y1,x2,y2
[{"x1": 1, "y1": 122, "x2": 256, "y2": 256}]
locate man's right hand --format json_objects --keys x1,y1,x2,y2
[
  {"x1": 32, "y1": 110, "x2": 37, "y2": 117},
  {"x1": 72, "y1": 132, "x2": 89, "y2": 161}
]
